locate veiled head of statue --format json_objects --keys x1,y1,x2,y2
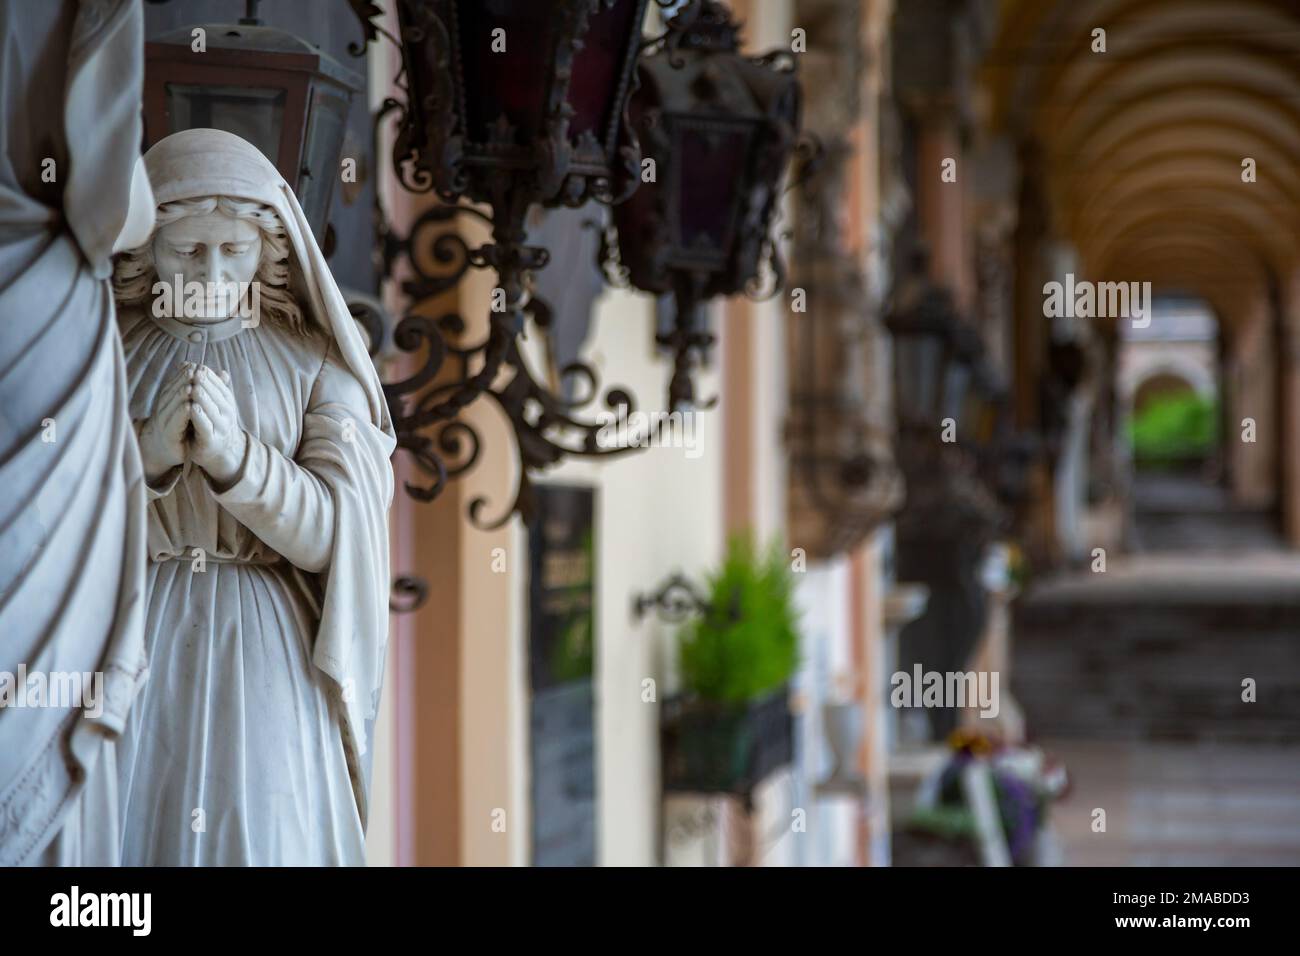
[
  {"x1": 109, "y1": 127, "x2": 393, "y2": 435},
  {"x1": 113, "y1": 194, "x2": 306, "y2": 330}
]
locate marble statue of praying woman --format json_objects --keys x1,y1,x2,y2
[{"x1": 111, "y1": 129, "x2": 395, "y2": 865}]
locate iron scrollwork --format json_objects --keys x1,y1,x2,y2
[
  {"x1": 344, "y1": 1, "x2": 697, "y2": 530},
  {"x1": 632, "y1": 573, "x2": 713, "y2": 623},
  {"x1": 632, "y1": 571, "x2": 747, "y2": 626},
  {"x1": 388, "y1": 575, "x2": 430, "y2": 614},
  {"x1": 374, "y1": 200, "x2": 682, "y2": 529}
]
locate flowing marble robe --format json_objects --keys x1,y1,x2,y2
[
  {"x1": 116, "y1": 308, "x2": 383, "y2": 865},
  {"x1": 112, "y1": 128, "x2": 395, "y2": 866},
  {"x1": 0, "y1": 0, "x2": 153, "y2": 866}
]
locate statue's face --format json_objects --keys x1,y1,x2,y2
[{"x1": 153, "y1": 211, "x2": 262, "y2": 320}]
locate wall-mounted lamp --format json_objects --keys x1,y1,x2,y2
[
  {"x1": 144, "y1": 0, "x2": 362, "y2": 242},
  {"x1": 602, "y1": 0, "x2": 804, "y2": 410}
]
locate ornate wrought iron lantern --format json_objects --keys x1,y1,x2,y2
[
  {"x1": 889, "y1": 265, "x2": 1007, "y2": 745},
  {"x1": 942, "y1": 322, "x2": 982, "y2": 429},
  {"x1": 968, "y1": 359, "x2": 1038, "y2": 509},
  {"x1": 604, "y1": 0, "x2": 803, "y2": 409},
  {"x1": 785, "y1": 136, "x2": 902, "y2": 557},
  {"x1": 350, "y1": 0, "x2": 729, "y2": 525},
  {"x1": 382, "y1": 0, "x2": 653, "y2": 356},
  {"x1": 392, "y1": 0, "x2": 650, "y2": 211},
  {"x1": 885, "y1": 248, "x2": 959, "y2": 431},
  {"x1": 144, "y1": 1, "x2": 361, "y2": 241},
  {"x1": 886, "y1": 244, "x2": 1006, "y2": 538}
]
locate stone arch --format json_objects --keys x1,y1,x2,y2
[{"x1": 1122, "y1": 357, "x2": 1216, "y2": 410}]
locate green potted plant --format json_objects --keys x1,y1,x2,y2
[{"x1": 661, "y1": 537, "x2": 801, "y2": 796}]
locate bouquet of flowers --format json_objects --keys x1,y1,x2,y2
[{"x1": 908, "y1": 729, "x2": 1069, "y2": 866}]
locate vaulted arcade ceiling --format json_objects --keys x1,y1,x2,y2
[{"x1": 982, "y1": 0, "x2": 1300, "y2": 327}]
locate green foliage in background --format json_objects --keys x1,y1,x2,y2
[
  {"x1": 549, "y1": 612, "x2": 593, "y2": 684},
  {"x1": 547, "y1": 528, "x2": 595, "y2": 683},
  {"x1": 1128, "y1": 391, "x2": 1218, "y2": 463},
  {"x1": 676, "y1": 537, "x2": 800, "y2": 703}
]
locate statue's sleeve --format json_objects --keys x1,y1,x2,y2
[{"x1": 208, "y1": 348, "x2": 379, "y2": 573}]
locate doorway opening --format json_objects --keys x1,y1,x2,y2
[{"x1": 1118, "y1": 296, "x2": 1278, "y2": 551}]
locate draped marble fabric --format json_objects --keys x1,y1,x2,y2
[
  {"x1": 114, "y1": 129, "x2": 395, "y2": 865},
  {"x1": 117, "y1": 311, "x2": 383, "y2": 864},
  {"x1": 0, "y1": 0, "x2": 153, "y2": 866}
]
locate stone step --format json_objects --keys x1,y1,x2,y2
[{"x1": 1012, "y1": 594, "x2": 1300, "y2": 742}]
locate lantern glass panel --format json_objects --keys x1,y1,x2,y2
[
  {"x1": 166, "y1": 83, "x2": 285, "y2": 162},
  {"x1": 895, "y1": 335, "x2": 944, "y2": 425},
  {"x1": 567, "y1": 0, "x2": 642, "y2": 143},
  {"x1": 674, "y1": 123, "x2": 750, "y2": 257},
  {"x1": 298, "y1": 86, "x2": 351, "y2": 238},
  {"x1": 942, "y1": 361, "x2": 972, "y2": 423},
  {"x1": 457, "y1": 2, "x2": 556, "y2": 144}
]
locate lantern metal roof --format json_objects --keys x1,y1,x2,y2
[{"x1": 147, "y1": 24, "x2": 362, "y2": 92}]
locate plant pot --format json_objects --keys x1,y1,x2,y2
[{"x1": 660, "y1": 685, "x2": 794, "y2": 797}]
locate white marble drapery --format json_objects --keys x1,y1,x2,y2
[
  {"x1": 113, "y1": 129, "x2": 395, "y2": 864},
  {"x1": 0, "y1": 0, "x2": 153, "y2": 866},
  {"x1": 117, "y1": 310, "x2": 381, "y2": 864}
]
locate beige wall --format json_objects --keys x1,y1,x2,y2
[
  {"x1": 524, "y1": 289, "x2": 726, "y2": 866},
  {"x1": 724, "y1": 0, "x2": 791, "y2": 547}
]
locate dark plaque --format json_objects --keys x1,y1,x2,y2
[{"x1": 527, "y1": 484, "x2": 597, "y2": 866}]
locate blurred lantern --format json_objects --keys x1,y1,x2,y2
[
  {"x1": 143, "y1": 0, "x2": 362, "y2": 242},
  {"x1": 376, "y1": 0, "x2": 653, "y2": 381},
  {"x1": 885, "y1": 248, "x2": 959, "y2": 429},
  {"x1": 348, "y1": 0, "x2": 691, "y2": 524},
  {"x1": 942, "y1": 322, "x2": 982, "y2": 428},
  {"x1": 392, "y1": 0, "x2": 650, "y2": 212},
  {"x1": 785, "y1": 135, "x2": 903, "y2": 558},
  {"x1": 606, "y1": 0, "x2": 803, "y2": 409}
]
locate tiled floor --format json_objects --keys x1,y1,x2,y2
[
  {"x1": 1130, "y1": 471, "x2": 1285, "y2": 554},
  {"x1": 1025, "y1": 475, "x2": 1300, "y2": 865},
  {"x1": 1044, "y1": 739, "x2": 1300, "y2": 866}
]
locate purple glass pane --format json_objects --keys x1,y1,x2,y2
[
  {"x1": 457, "y1": 1, "x2": 558, "y2": 144},
  {"x1": 676, "y1": 124, "x2": 749, "y2": 254},
  {"x1": 566, "y1": 0, "x2": 641, "y2": 149}
]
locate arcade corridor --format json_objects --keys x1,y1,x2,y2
[{"x1": 1015, "y1": 516, "x2": 1300, "y2": 864}]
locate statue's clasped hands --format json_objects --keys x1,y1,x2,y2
[{"x1": 139, "y1": 362, "x2": 248, "y2": 486}]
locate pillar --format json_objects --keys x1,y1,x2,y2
[
  {"x1": 1227, "y1": 287, "x2": 1278, "y2": 511},
  {"x1": 1279, "y1": 269, "x2": 1300, "y2": 545}
]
